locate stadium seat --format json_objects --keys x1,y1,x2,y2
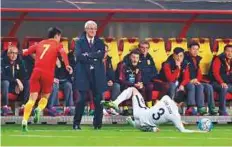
[
  {"x1": 152, "y1": 91, "x2": 160, "y2": 100},
  {"x1": 61, "y1": 37, "x2": 69, "y2": 53},
  {"x1": 58, "y1": 91, "x2": 64, "y2": 100},
  {"x1": 190, "y1": 38, "x2": 213, "y2": 75},
  {"x1": 214, "y1": 92, "x2": 232, "y2": 101},
  {"x1": 145, "y1": 38, "x2": 167, "y2": 72},
  {"x1": 213, "y1": 38, "x2": 232, "y2": 55},
  {"x1": 118, "y1": 37, "x2": 139, "y2": 61},
  {"x1": 101, "y1": 37, "x2": 120, "y2": 70},
  {"x1": 1, "y1": 37, "x2": 19, "y2": 51},
  {"x1": 166, "y1": 38, "x2": 187, "y2": 55},
  {"x1": 70, "y1": 37, "x2": 79, "y2": 52},
  {"x1": 23, "y1": 37, "x2": 43, "y2": 48},
  {"x1": 8, "y1": 93, "x2": 18, "y2": 101},
  {"x1": 103, "y1": 90, "x2": 111, "y2": 101}
]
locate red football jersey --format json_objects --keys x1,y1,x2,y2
[{"x1": 24, "y1": 39, "x2": 69, "y2": 76}]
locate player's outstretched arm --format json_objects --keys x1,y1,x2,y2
[
  {"x1": 58, "y1": 46, "x2": 73, "y2": 74},
  {"x1": 180, "y1": 129, "x2": 207, "y2": 133},
  {"x1": 22, "y1": 44, "x2": 37, "y2": 56},
  {"x1": 172, "y1": 115, "x2": 207, "y2": 133}
]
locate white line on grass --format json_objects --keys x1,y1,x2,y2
[
  {"x1": 2, "y1": 146, "x2": 232, "y2": 147},
  {"x1": 9, "y1": 129, "x2": 232, "y2": 133},
  {"x1": 6, "y1": 134, "x2": 232, "y2": 141}
]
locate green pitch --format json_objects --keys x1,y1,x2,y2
[{"x1": 1, "y1": 124, "x2": 232, "y2": 146}]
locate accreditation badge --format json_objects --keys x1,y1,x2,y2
[
  {"x1": 16, "y1": 64, "x2": 20, "y2": 70},
  {"x1": 135, "y1": 68, "x2": 139, "y2": 74}
]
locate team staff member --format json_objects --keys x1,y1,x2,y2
[
  {"x1": 209, "y1": 44, "x2": 232, "y2": 116},
  {"x1": 73, "y1": 20, "x2": 107, "y2": 130},
  {"x1": 1, "y1": 46, "x2": 29, "y2": 116},
  {"x1": 184, "y1": 42, "x2": 216, "y2": 115}
]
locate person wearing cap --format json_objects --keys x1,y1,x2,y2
[
  {"x1": 184, "y1": 42, "x2": 216, "y2": 115},
  {"x1": 159, "y1": 47, "x2": 207, "y2": 115}
]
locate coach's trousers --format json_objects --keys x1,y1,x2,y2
[{"x1": 73, "y1": 90, "x2": 103, "y2": 128}]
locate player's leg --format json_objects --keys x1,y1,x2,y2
[
  {"x1": 33, "y1": 74, "x2": 53, "y2": 123},
  {"x1": 22, "y1": 71, "x2": 41, "y2": 132},
  {"x1": 114, "y1": 87, "x2": 134, "y2": 105},
  {"x1": 102, "y1": 87, "x2": 134, "y2": 110},
  {"x1": 33, "y1": 92, "x2": 50, "y2": 123},
  {"x1": 131, "y1": 87, "x2": 148, "y2": 117}
]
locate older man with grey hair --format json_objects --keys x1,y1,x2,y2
[
  {"x1": 73, "y1": 20, "x2": 107, "y2": 130},
  {"x1": 1, "y1": 46, "x2": 29, "y2": 116}
]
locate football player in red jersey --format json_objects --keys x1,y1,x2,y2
[{"x1": 22, "y1": 27, "x2": 73, "y2": 132}]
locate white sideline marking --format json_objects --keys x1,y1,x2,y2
[
  {"x1": 2, "y1": 146, "x2": 231, "y2": 147},
  {"x1": 10, "y1": 128, "x2": 232, "y2": 133},
  {"x1": 6, "y1": 134, "x2": 232, "y2": 140}
]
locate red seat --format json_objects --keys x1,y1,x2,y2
[
  {"x1": 8, "y1": 93, "x2": 18, "y2": 101},
  {"x1": 213, "y1": 38, "x2": 232, "y2": 55},
  {"x1": 58, "y1": 91, "x2": 64, "y2": 100},
  {"x1": 1, "y1": 37, "x2": 19, "y2": 51},
  {"x1": 151, "y1": 91, "x2": 160, "y2": 100},
  {"x1": 103, "y1": 90, "x2": 111, "y2": 101},
  {"x1": 23, "y1": 37, "x2": 43, "y2": 48},
  {"x1": 214, "y1": 92, "x2": 232, "y2": 101},
  {"x1": 70, "y1": 37, "x2": 79, "y2": 52},
  {"x1": 103, "y1": 90, "x2": 160, "y2": 101}
]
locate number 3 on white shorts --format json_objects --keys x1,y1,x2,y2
[{"x1": 40, "y1": 44, "x2": 50, "y2": 59}]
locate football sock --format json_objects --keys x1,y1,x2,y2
[
  {"x1": 146, "y1": 101, "x2": 152, "y2": 108},
  {"x1": 37, "y1": 97, "x2": 48, "y2": 111},
  {"x1": 23, "y1": 99, "x2": 36, "y2": 121},
  {"x1": 114, "y1": 88, "x2": 133, "y2": 106}
]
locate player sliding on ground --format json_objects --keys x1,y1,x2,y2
[
  {"x1": 21, "y1": 27, "x2": 73, "y2": 132},
  {"x1": 102, "y1": 87, "x2": 206, "y2": 133}
]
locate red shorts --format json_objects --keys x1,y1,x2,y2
[{"x1": 29, "y1": 70, "x2": 54, "y2": 94}]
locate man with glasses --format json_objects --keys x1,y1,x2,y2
[
  {"x1": 1, "y1": 46, "x2": 29, "y2": 116},
  {"x1": 73, "y1": 20, "x2": 107, "y2": 130}
]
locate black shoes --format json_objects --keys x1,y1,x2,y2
[
  {"x1": 73, "y1": 125, "x2": 102, "y2": 130},
  {"x1": 73, "y1": 125, "x2": 81, "y2": 130},
  {"x1": 94, "y1": 126, "x2": 102, "y2": 130}
]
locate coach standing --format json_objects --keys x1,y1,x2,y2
[{"x1": 73, "y1": 20, "x2": 107, "y2": 130}]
